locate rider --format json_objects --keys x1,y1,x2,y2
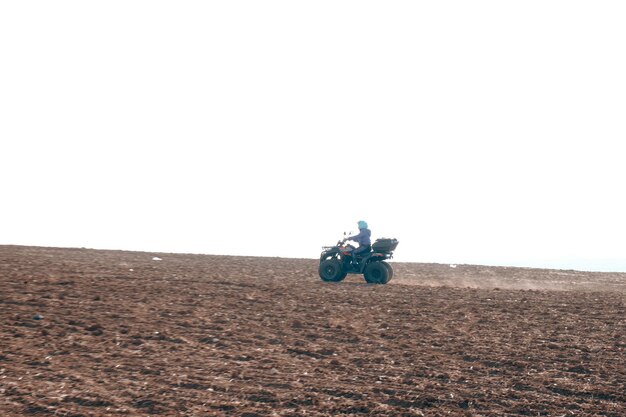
[{"x1": 344, "y1": 220, "x2": 371, "y2": 265}]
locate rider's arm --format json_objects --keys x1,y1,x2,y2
[{"x1": 346, "y1": 229, "x2": 365, "y2": 242}]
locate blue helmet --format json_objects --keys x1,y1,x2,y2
[{"x1": 357, "y1": 220, "x2": 368, "y2": 229}]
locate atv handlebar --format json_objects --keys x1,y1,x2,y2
[{"x1": 322, "y1": 240, "x2": 354, "y2": 250}]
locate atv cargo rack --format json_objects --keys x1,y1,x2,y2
[{"x1": 372, "y1": 238, "x2": 399, "y2": 253}]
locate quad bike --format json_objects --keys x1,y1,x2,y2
[{"x1": 319, "y1": 236, "x2": 399, "y2": 284}]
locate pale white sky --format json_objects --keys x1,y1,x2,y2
[{"x1": 2, "y1": 1, "x2": 625, "y2": 271}]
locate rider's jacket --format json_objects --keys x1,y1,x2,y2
[{"x1": 347, "y1": 228, "x2": 371, "y2": 246}]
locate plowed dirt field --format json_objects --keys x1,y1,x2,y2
[{"x1": 1, "y1": 245, "x2": 625, "y2": 416}]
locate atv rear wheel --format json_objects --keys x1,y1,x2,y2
[
  {"x1": 364, "y1": 261, "x2": 391, "y2": 284},
  {"x1": 381, "y1": 261, "x2": 394, "y2": 281},
  {"x1": 319, "y1": 259, "x2": 347, "y2": 282}
]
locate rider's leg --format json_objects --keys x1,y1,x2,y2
[{"x1": 352, "y1": 245, "x2": 367, "y2": 265}]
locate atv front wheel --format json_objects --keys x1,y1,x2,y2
[
  {"x1": 364, "y1": 261, "x2": 391, "y2": 284},
  {"x1": 319, "y1": 259, "x2": 347, "y2": 282}
]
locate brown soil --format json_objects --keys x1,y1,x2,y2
[{"x1": 1, "y1": 245, "x2": 625, "y2": 416}]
